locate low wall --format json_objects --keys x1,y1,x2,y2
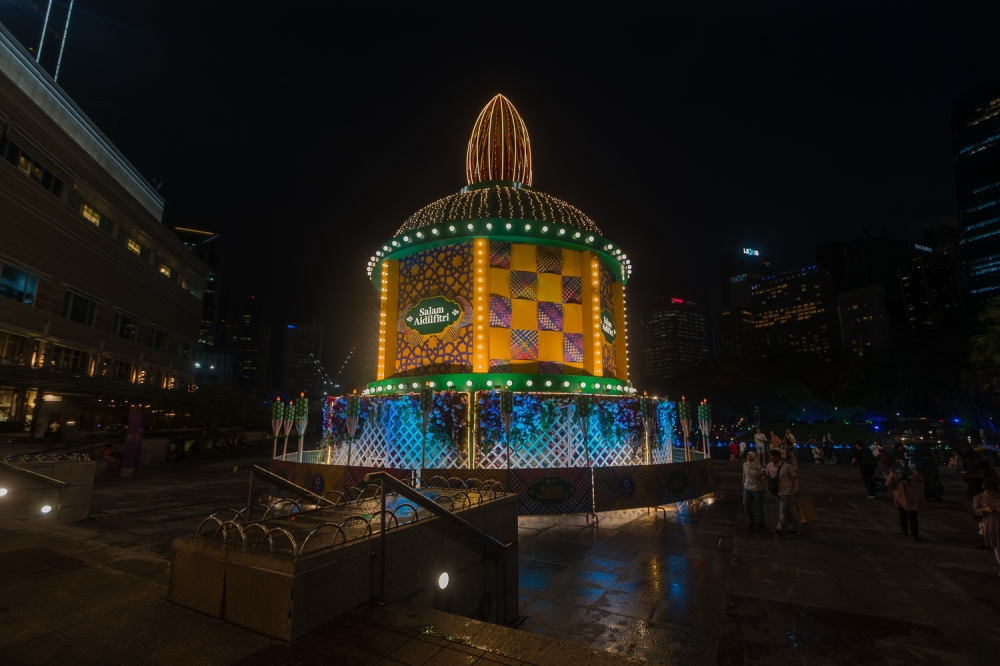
[
  {"x1": 0, "y1": 459, "x2": 96, "y2": 522},
  {"x1": 267, "y1": 459, "x2": 715, "y2": 516},
  {"x1": 168, "y1": 494, "x2": 518, "y2": 642}
]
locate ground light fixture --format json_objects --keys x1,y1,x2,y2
[
  {"x1": 438, "y1": 572, "x2": 449, "y2": 589},
  {"x1": 41, "y1": 505, "x2": 52, "y2": 513}
]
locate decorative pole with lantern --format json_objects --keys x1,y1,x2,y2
[
  {"x1": 280, "y1": 400, "x2": 294, "y2": 460},
  {"x1": 640, "y1": 393, "x2": 656, "y2": 465},
  {"x1": 270, "y1": 397, "x2": 284, "y2": 459},
  {"x1": 698, "y1": 399, "x2": 712, "y2": 458},
  {"x1": 345, "y1": 391, "x2": 360, "y2": 466},
  {"x1": 501, "y1": 389, "x2": 513, "y2": 470},
  {"x1": 574, "y1": 393, "x2": 592, "y2": 468},
  {"x1": 419, "y1": 385, "x2": 433, "y2": 473},
  {"x1": 678, "y1": 396, "x2": 692, "y2": 462},
  {"x1": 295, "y1": 393, "x2": 309, "y2": 463}
]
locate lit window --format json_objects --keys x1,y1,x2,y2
[
  {"x1": 159, "y1": 264, "x2": 172, "y2": 278},
  {"x1": 0, "y1": 264, "x2": 38, "y2": 306},
  {"x1": 81, "y1": 204, "x2": 101, "y2": 225},
  {"x1": 127, "y1": 239, "x2": 142, "y2": 255}
]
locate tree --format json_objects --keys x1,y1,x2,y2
[{"x1": 971, "y1": 295, "x2": 1000, "y2": 366}]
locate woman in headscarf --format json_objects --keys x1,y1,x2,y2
[
  {"x1": 742, "y1": 450, "x2": 766, "y2": 530},
  {"x1": 887, "y1": 459, "x2": 928, "y2": 541},
  {"x1": 915, "y1": 444, "x2": 942, "y2": 502}
]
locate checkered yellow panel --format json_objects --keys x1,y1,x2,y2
[{"x1": 488, "y1": 242, "x2": 588, "y2": 374}]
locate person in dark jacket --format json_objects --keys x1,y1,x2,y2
[
  {"x1": 852, "y1": 440, "x2": 878, "y2": 498},
  {"x1": 915, "y1": 444, "x2": 942, "y2": 502}
]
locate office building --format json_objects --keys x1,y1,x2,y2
[
  {"x1": 710, "y1": 248, "x2": 770, "y2": 360},
  {"x1": 0, "y1": 26, "x2": 208, "y2": 433},
  {"x1": 173, "y1": 227, "x2": 226, "y2": 349},
  {"x1": 900, "y1": 248, "x2": 963, "y2": 326},
  {"x1": 914, "y1": 216, "x2": 960, "y2": 257},
  {"x1": 752, "y1": 267, "x2": 835, "y2": 360},
  {"x1": 954, "y1": 80, "x2": 1000, "y2": 297},
  {"x1": 280, "y1": 324, "x2": 325, "y2": 399},
  {"x1": 643, "y1": 298, "x2": 708, "y2": 383},
  {"x1": 837, "y1": 286, "x2": 889, "y2": 353},
  {"x1": 233, "y1": 295, "x2": 269, "y2": 396},
  {"x1": 815, "y1": 237, "x2": 913, "y2": 332}
]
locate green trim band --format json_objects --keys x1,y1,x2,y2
[
  {"x1": 365, "y1": 373, "x2": 635, "y2": 396},
  {"x1": 367, "y1": 219, "x2": 633, "y2": 289}
]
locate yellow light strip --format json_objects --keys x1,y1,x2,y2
[
  {"x1": 473, "y1": 238, "x2": 489, "y2": 372},
  {"x1": 376, "y1": 260, "x2": 399, "y2": 380},
  {"x1": 613, "y1": 282, "x2": 628, "y2": 382},
  {"x1": 591, "y1": 255, "x2": 603, "y2": 378}
]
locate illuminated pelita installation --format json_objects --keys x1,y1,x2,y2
[{"x1": 319, "y1": 94, "x2": 685, "y2": 476}]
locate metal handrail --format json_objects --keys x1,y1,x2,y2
[
  {"x1": 365, "y1": 471, "x2": 509, "y2": 553},
  {"x1": 247, "y1": 465, "x2": 336, "y2": 523},
  {"x1": 0, "y1": 460, "x2": 68, "y2": 486},
  {"x1": 366, "y1": 470, "x2": 510, "y2": 620}
]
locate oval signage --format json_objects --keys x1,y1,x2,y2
[
  {"x1": 601, "y1": 309, "x2": 616, "y2": 344},
  {"x1": 404, "y1": 296, "x2": 463, "y2": 336}
]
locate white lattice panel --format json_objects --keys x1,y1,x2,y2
[
  {"x1": 477, "y1": 409, "x2": 643, "y2": 469},
  {"x1": 318, "y1": 395, "x2": 660, "y2": 470}
]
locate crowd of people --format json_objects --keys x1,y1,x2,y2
[
  {"x1": 736, "y1": 426, "x2": 1000, "y2": 570},
  {"x1": 168, "y1": 432, "x2": 247, "y2": 462}
]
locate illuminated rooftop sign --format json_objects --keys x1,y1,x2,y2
[{"x1": 743, "y1": 248, "x2": 760, "y2": 256}]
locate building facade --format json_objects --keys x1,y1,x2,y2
[
  {"x1": 0, "y1": 25, "x2": 207, "y2": 433},
  {"x1": 280, "y1": 324, "x2": 324, "y2": 399},
  {"x1": 954, "y1": 80, "x2": 1000, "y2": 297},
  {"x1": 836, "y1": 285, "x2": 889, "y2": 353},
  {"x1": 643, "y1": 298, "x2": 708, "y2": 382},
  {"x1": 900, "y1": 249, "x2": 962, "y2": 326},
  {"x1": 710, "y1": 248, "x2": 770, "y2": 360},
  {"x1": 815, "y1": 237, "x2": 913, "y2": 333},
  {"x1": 752, "y1": 267, "x2": 835, "y2": 360}
]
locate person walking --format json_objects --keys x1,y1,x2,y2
[
  {"x1": 811, "y1": 442, "x2": 823, "y2": 464},
  {"x1": 743, "y1": 451, "x2": 767, "y2": 530},
  {"x1": 886, "y1": 460, "x2": 927, "y2": 541},
  {"x1": 729, "y1": 439, "x2": 740, "y2": 461},
  {"x1": 739, "y1": 440, "x2": 747, "y2": 461},
  {"x1": 915, "y1": 444, "x2": 942, "y2": 503},
  {"x1": 822, "y1": 436, "x2": 836, "y2": 465},
  {"x1": 766, "y1": 448, "x2": 800, "y2": 536},
  {"x1": 851, "y1": 441, "x2": 878, "y2": 498},
  {"x1": 754, "y1": 428, "x2": 769, "y2": 459},
  {"x1": 972, "y1": 480, "x2": 1000, "y2": 571},
  {"x1": 770, "y1": 430, "x2": 782, "y2": 456}
]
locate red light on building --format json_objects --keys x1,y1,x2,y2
[{"x1": 671, "y1": 298, "x2": 684, "y2": 303}]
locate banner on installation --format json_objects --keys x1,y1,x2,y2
[
  {"x1": 592, "y1": 459, "x2": 715, "y2": 512},
  {"x1": 508, "y1": 467, "x2": 594, "y2": 515}
]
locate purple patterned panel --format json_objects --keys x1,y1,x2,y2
[
  {"x1": 489, "y1": 358, "x2": 512, "y2": 373},
  {"x1": 490, "y1": 241, "x2": 511, "y2": 269},
  {"x1": 510, "y1": 271, "x2": 538, "y2": 300},
  {"x1": 511, "y1": 329, "x2": 538, "y2": 360},
  {"x1": 538, "y1": 361, "x2": 564, "y2": 374},
  {"x1": 489, "y1": 295, "x2": 512, "y2": 328},
  {"x1": 564, "y1": 333, "x2": 584, "y2": 363},
  {"x1": 562, "y1": 276, "x2": 581, "y2": 304},
  {"x1": 537, "y1": 246, "x2": 563, "y2": 274},
  {"x1": 537, "y1": 302, "x2": 563, "y2": 332}
]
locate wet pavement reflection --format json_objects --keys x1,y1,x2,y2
[{"x1": 516, "y1": 462, "x2": 1000, "y2": 664}]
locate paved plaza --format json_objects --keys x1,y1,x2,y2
[{"x1": 1, "y1": 451, "x2": 999, "y2": 665}]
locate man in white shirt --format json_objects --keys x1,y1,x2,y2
[{"x1": 753, "y1": 428, "x2": 768, "y2": 459}]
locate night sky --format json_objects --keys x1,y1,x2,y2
[{"x1": 2, "y1": 1, "x2": 999, "y2": 384}]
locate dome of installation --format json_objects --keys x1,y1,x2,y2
[{"x1": 367, "y1": 93, "x2": 633, "y2": 396}]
